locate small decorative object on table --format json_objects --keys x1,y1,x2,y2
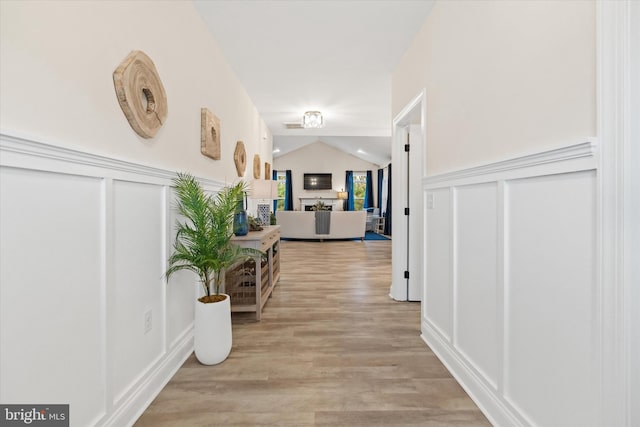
[
  {"x1": 248, "y1": 215, "x2": 263, "y2": 231},
  {"x1": 257, "y1": 203, "x2": 271, "y2": 226},
  {"x1": 310, "y1": 200, "x2": 330, "y2": 211},
  {"x1": 233, "y1": 193, "x2": 249, "y2": 236}
]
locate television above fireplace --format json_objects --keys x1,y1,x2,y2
[{"x1": 303, "y1": 173, "x2": 332, "y2": 190}]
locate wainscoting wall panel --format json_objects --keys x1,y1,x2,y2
[
  {"x1": 0, "y1": 134, "x2": 220, "y2": 427},
  {"x1": 504, "y1": 171, "x2": 597, "y2": 427},
  {"x1": 166, "y1": 199, "x2": 197, "y2": 349},
  {"x1": 422, "y1": 141, "x2": 599, "y2": 426},
  {"x1": 425, "y1": 187, "x2": 452, "y2": 340},
  {"x1": 0, "y1": 167, "x2": 106, "y2": 427},
  {"x1": 112, "y1": 180, "x2": 166, "y2": 404},
  {"x1": 454, "y1": 183, "x2": 499, "y2": 390}
]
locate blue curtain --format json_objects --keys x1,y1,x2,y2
[
  {"x1": 377, "y1": 169, "x2": 383, "y2": 209},
  {"x1": 272, "y1": 169, "x2": 278, "y2": 212},
  {"x1": 344, "y1": 170, "x2": 354, "y2": 211},
  {"x1": 364, "y1": 170, "x2": 373, "y2": 209},
  {"x1": 384, "y1": 164, "x2": 392, "y2": 235},
  {"x1": 285, "y1": 170, "x2": 293, "y2": 211}
]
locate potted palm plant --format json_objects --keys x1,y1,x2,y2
[{"x1": 166, "y1": 173, "x2": 261, "y2": 365}]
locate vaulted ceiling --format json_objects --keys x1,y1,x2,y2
[{"x1": 194, "y1": 0, "x2": 434, "y2": 166}]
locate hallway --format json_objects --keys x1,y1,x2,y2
[{"x1": 136, "y1": 240, "x2": 489, "y2": 426}]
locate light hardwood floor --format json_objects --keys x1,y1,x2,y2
[{"x1": 136, "y1": 240, "x2": 490, "y2": 426}]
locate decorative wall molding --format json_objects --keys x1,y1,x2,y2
[
  {"x1": 0, "y1": 133, "x2": 214, "y2": 427},
  {"x1": 419, "y1": 2, "x2": 637, "y2": 424},
  {"x1": 423, "y1": 140, "x2": 597, "y2": 188},
  {"x1": 422, "y1": 142, "x2": 600, "y2": 426},
  {"x1": 0, "y1": 132, "x2": 224, "y2": 189}
]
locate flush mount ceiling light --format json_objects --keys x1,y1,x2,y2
[{"x1": 302, "y1": 111, "x2": 323, "y2": 129}]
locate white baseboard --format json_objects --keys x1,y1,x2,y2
[
  {"x1": 102, "y1": 330, "x2": 193, "y2": 427},
  {"x1": 422, "y1": 321, "x2": 522, "y2": 427}
]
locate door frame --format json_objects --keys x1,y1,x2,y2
[
  {"x1": 390, "y1": 89, "x2": 426, "y2": 301},
  {"x1": 598, "y1": 1, "x2": 638, "y2": 424}
]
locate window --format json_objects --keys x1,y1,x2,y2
[
  {"x1": 352, "y1": 171, "x2": 367, "y2": 211},
  {"x1": 275, "y1": 171, "x2": 286, "y2": 211}
]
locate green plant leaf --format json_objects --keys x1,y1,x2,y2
[{"x1": 165, "y1": 173, "x2": 263, "y2": 297}]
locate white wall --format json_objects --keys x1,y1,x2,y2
[
  {"x1": 392, "y1": 0, "x2": 595, "y2": 176},
  {"x1": 422, "y1": 143, "x2": 599, "y2": 426},
  {"x1": 0, "y1": 1, "x2": 271, "y2": 426},
  {"x1": 273, "y1": 141, "x2": 379, "y2": 211},
  {"x1": 391, "y1": 1, "x2": 610, "y2": 425},
  {"x1": 0, "y1": 0, "x2": 272, "y2": 180},
  {"x1": 0, "y1": 137, "x2": 211, "y2": 427}
]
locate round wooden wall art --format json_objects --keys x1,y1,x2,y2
[
  {"x1": 253, "y1": 154, "x2": 261, "y2": 179},
  {"x1": 113, "y1": 50, "x2": 168, "y2": 139},
  {"x1": 234, "y1": 141, "x2": 246, "y2": 177}
]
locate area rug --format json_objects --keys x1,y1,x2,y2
[
  {"x1": 363, "y1": 231, "x2": 390, "y2": 241},
  {"x1": 281, "y1": 232, "x2": 390, "y2": 242}
]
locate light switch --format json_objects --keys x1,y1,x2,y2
[{"x1": 427, "y1": 193, "x2": 435, "y2": 209}]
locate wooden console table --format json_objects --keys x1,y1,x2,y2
[{"x1": 226, "y1": 226, "x2": 280, "y2": 320}]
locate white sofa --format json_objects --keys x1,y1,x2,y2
[{"x1": 276, "y1": 210, "x2": 367, "y2": 240}]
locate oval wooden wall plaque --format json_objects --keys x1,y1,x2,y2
[
  {"x1": 113, "y1": 50, "x2": 168, "y2": 138},
  {"x1": 201, "y1": 108, "x2": 221, "y2": 160},
  {"x1": 234, "y1": 141, "x2": 246, "y2": 177},
  {"x1": 253, "y1": 154, "x2": 261, "y2": 179}
]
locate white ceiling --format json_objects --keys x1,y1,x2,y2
[{"x1": 193, "y1": 0, "x2": 434, "y2": 166}]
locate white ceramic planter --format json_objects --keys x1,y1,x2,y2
[{"x1": 194, "y1": 294, "x2": 232, "y2": 365}]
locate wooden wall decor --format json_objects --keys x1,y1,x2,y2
[
  {"x1": 113, "y1": 50, "x2": 168, "y2": 138},
  {"x1": 253, "y1": 154, "x2": 261, "y2": 179},
  {"x1": 234, "y1": 141, "x2": 246, "y2": 177},
  {"x1": 264, "y1": 162, "x2": 271, "y2": 180},
  {"x1": 200, "y1": 108, "x2": 221, "y2": 160}
]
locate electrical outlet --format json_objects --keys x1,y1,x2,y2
[{"x1": 144, "y1": 309, "x2": 152, "y2": 334}]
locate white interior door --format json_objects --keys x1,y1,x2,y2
[
  {"x1": 390, "y1": 91, "x2": 425, "y2": 302},
  {"x1": 407, "y1": 124, "x2": 422, "y2": 301}
]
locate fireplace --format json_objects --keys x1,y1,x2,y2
[{"x1": 304, "y1": 205, "x2": 333, "y2": 211}]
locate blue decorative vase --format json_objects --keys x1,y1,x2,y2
[{"x1": 233, "y1": 198, "x2": 249, "y2": 236}]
